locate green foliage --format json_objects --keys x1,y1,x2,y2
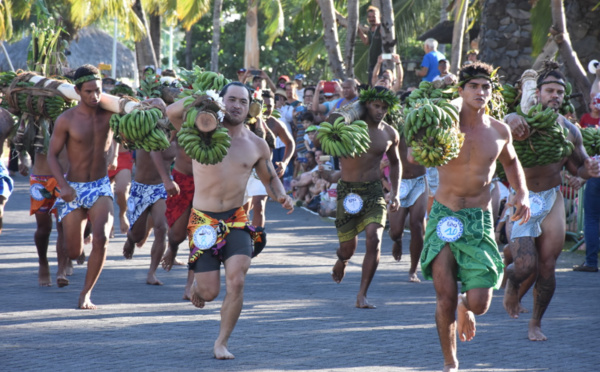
[
  {"x1": 174, "y1": 0, "x2": 327, "y2": 86},
  {"x1": 531, "y1": 0, "x2": 552, "y2": 58}
]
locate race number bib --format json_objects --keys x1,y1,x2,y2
[
  {"x1": 436, "y1": 216, "x2": 464, "y2": 243},
  {"x1": 399, "y1": 181, "x2": 409, "y2": 199},
  {"x1": 193, "y1": 225, "x2": 218, "y2": 250},
  {"x1": 30, "y1": 183, "x2": 46, "y2": 201},
  {"x1": 529, "y1": 194, "x2": 545, "y2": 217},
  {"x1": 343, "y1": 193, "x2": 363, "y2": 214}
]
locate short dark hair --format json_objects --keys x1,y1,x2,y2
[
  {"x1": 536, "y1": 61, "x2": 566, "y2": 87},
  {"x1": 74, "y1": 64, "x2": 100, "y2": 90},
  {"x1": 262, "y1": 89, "x2": 274, "y2": 99},
  {"x1": 220, "y1": 81, "x2": 252, "y2": 108},
  {"x1": 458, "y1": 61, "x2": 494, "y2": 85},
  {"x1": 162, "y1": 69, "x2": 177, "y2": 78},
  {"x1": 300, "y1": 112, "x2": 314, "y2": 123},
  {"x1": 304, "y1": 86, "x2": 316, "y2": 96}
]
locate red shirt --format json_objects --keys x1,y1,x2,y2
[{"x1": 580, "y1": 113, "x2": 600, "y2": 128}]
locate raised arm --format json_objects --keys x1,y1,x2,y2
[
  {"x1": 166, "y1": 97, "x2": 187, "y2": 131},
  {"x1": 312, "y1": 81, "x2": 328, "y2": 114},
  {"x1": 392, "y1": 54, "x2": 404, "y2": 91}
]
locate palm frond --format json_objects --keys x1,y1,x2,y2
[
  {"x1": 530, "y1": 0, "x2": 552, "y2": 57},
  {"x1": 260, "y1": 0, "x2": 285, "y2": 47},
  {"x1": 177, "y1": 0, "x2": 212, "y2": 31}
]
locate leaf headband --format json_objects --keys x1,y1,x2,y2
[{"x1": 74, "y1": 74, "x2": 102, "y2": 86}]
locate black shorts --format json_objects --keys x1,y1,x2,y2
[{"x1": 189, "y1": 209, "x2": 253, "y2": 273}]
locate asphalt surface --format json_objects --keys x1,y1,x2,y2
[{"x1": 1, "y1": 173, "x2": 599, "y2": 372}]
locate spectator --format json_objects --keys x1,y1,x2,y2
[
  {"x1": 277, "y1": 75, "x2": 290, "y2": 90},
  {"x1": 303, "y1": 86, "x2": 316, "y2": 112},
  {"x1": 357, "y1": 6, "x2": 383, "y2": 86},
  {"x1": 304, "y1": 125, "x2": 318, "y2": 153},
  {"x1": 371, "y1": 53, "x2": 404, "y2": 91},
  {"x1": 579, "y1": 93, "x2": 600, "y2": 128},
  {"x1": 464, "y1": 49, "x2": 479, "y2": 65},
  {"x1": 432, "y1": 59, "x2": 458, "y2": 89},
  {"x1": 313, "y1": 79, "x2": 359, "y2": 117},
  {"x1": 274, "y1": 89, "x2": 287, "y2": 110},
  {"x1": 415, "y1": 38, "x2": 446, "y2": 82},
  {"x1": 295, "y1": 74, "x2": 306, "y2": 101}
]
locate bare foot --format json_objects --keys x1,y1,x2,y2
[
  {"x1": 161, "y1": 249, "x2": 177, "y2": 271},
  {"x1": 408, "y1": 272, "x2": 421, "y2": 283},
  {"x1": 214, "y1": 344, "x2": 234, "y2": 360},
  {"x1": 392, "y1": 244, "x2": 402, "y2": 261},
  {"x1": 503, "y1": 279, "x2": 521, "y2": 319},
  {"x1": 528, "y1": 320, "x2": 547, "y2": 341},
  {"x1": 190, "y1": 292, "x2": 206, "y2": 308},
  {"x1": 123, "y1": 238, "x2": 135, "y2": 259},
  {"x1": 146, "y1": 274, "x2": 163, "y2": 286},
  {"x1": 120, "y1": 216, "x2": 129, "y2": 234},
  {"x1": 78, "y1": 294, "x2": 97, "y2": 310},
  {"x1": 457, "y1": 294, "x2": 476, "y2": 342},
  {"x1": 56, "y1": 275, "x2": 69, "y2": 288},
  {"x1": 174, "y1": 258, "x2": 186, "y2": 266},
  {"x1": 38, "y1": 261, "x2": 52, "y2": 287},
  {"x1": 443, "y1": 364, "x2": 459, "y2": 372},
  {"x1": 331, "y1": 259, "x2": 348, "y2": 283},
  {"x1": 182, "y1": 292, "x2": 191, "y2": 301},
  {"x1": 77, "y1": 251, "x2": 86, "y2": 265},
  {"x1": 356, "y1": 295, "x2": 376, "y2": 309}
]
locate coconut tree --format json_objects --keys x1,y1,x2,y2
[{"x1": 211, "y1": 0, "x2": 223, "y2": 72}]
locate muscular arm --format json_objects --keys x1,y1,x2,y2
[
  {"x1": 166, "y1": 97, "x2": 186, "y2": 131},
  {"x1": 371, "y1": 56, "x2": 383, "y2": 86},
  {"x1": 47, "y1": 116, "x2": 74, "y2": 200},
  {"x1": 254, "y1": 140, "x2": 294, "y2": 213},
  {"x1": 150, "y1": 150, "x2": 179, "y2": 196},
  {"x1": 393, "y1": 54, "x2": 404, "y2": 91},
  {"x1": 385, "y1": 128, "x2": 402, "y2": 211},
  {"x1": 497, "y1": 127, "x2": 530, "y2": 224},
  {"x1": 312, "y1": 82, "x2": 328, "y2": 114},
  {"x1": 564, "y1": 117, "x2": 600, "y2": 179}
]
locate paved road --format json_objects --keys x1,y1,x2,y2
[{"x1": 1, "y1": 173, "x2": 599, "y2": 371}]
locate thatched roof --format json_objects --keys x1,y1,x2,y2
[
  {"x1": 418, "y1": 20, "x2": 480, "y2": 44},
  {"x1": 0, "y1": 27, "x2": 136, "y2": 79}
]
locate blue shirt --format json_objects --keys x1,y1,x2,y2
[{"x1": 421, "y1": 50, "x2": 446, "y2": 82}]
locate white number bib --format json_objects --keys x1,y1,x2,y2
[
  {"x1": 193, "y1": 225, "x2": 218, "y2": 250},
  {"x1": 436, "y1": 216, "x2": 464, "y2": 243},
  {"x1": 343, "y1": 193, "x2": 363, "y2": 214},
  {"x1": 529, "y1": 194, "x2": 545, "y2": 217}
]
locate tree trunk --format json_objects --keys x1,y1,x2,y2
[
  {"x1": 149, "y1": 13, "x2": 161, "y2": 67},
  {"x1": 317, "y1": 0, "x2": 346, "y2": 80},
  {"x1": 450, "y1": 0, "x2": 468, "y2": 74},
  {"x1": 244, "y1": 0, "x2": 259, "y2": 69},
  {"x1": 344, "y1": 0, "x2": 359, "y2": 79},
  {"x1": 550, "y1": 0, "x2": 591, "y2": 106},
  {"x1": 211, "y1": 0, "x2": 223, "y2": 72},
  {"x1": 439, "y1": 0, "x2": 450, "y2": 55},
  {"x1": 185, "y1": 29, "x2": 193, "y2": 70},
  {"x1": 379, "y1": 0, "x2": 396, "y2": 72},
  {"x1": 132, "y1": 0, "x2": 157, "y2": 79},
  {"x1": 532, "y1": 37, "x2": 559, "y2": 70}
]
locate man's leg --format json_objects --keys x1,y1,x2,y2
[
  {"x1": 113, "y1": 169, "x2": 132, "y2": 234},
  {"x1": 123, "y1": 208, "x2": 151, "y2": 259},
  {"x1": 251, "y1": 195, "x2": 268, "y2": 227},
  {"x1": 529, "y1": 195, "x2": 565, "y2": 341},
  {"x1": 331, "y1": 236, "x2": 358, "y2": 284},
  {"x1": 147, "y1": 200, "x2": 168, "y2": 285},
  {"x1": 214, "y1": 254, "x2": 252, "y2": 359},
  {"x1": 407, "y1": 190, "x2": 428, "y2": 282},
  {"x1": 34, "y1": 213, "x2": 53, "y2": 286},
  {"x1": 503, "y1": 236, "x2": 537, "y2": 318},
  {"x1": 356, "y1": 223, "x2": 384, "y2": 309},
  {"x1": 458, "y1": 287, "x2": 493, "y2": 342},
  {"x1": 430, "y1": 244, "x2": 459, "y2": 372},
  {"x1": 79, "y1": 196, "x2": 114, "y2": 309},
  {"x1": 162, "y1": 207, "x2": 191, "y2": 271},
  {"x1": 55, "y1": 218, "x2": 70, "y2": 287},
  {"x1": 388, "y1": 207, "x2": 408, "y2": 262}
]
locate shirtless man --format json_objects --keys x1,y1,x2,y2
[
  {"x1": 30, "y1": 152, "x2": 70, "y2": 287},
  {"x1": 160, "y1": 139, "x2": 195, "y2": 299},
  {"x1": 388, "y1": 134, "x2": 428, "y2": 283},
  {"x1": 166, "y1": 81, "x2": 294, "y2": 359},
  {"x1": 419, "y1": 62, "x2": 530, "y2": 371},
  {"x1": 47, "y1": 64, "x2": 115, "y2": 309},
  {"x1": 121, "y1": 138, "x2": 175, "y2": 286},
  {"x1": 503, "y1": 63, "x2": 600, "y2": 341},
  {"x1": 330, "y1": 86, "x2": 402, "y2": 309}
]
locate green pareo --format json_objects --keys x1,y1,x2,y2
[
  {"x1": 421, "y1": 200, "x2": 504, "y2": 292},
  {"x1": 335, "y1": 180, "x2": 387, "y2": 243}
]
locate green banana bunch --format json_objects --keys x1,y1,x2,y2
[
  {"x1": 179, "y1": 68, "x2": 231, "y2": 97},
  {"x1": 316, "y1": 116, "x2": 371, "y2": 158},
  {"x1": 513, "y1": 103, "x2": 574, "y2": 168},
  {"x1": 0, "y1": 71, "x2": 17, "y2": 87},
  {"x1": 110, "y1": 107, "x2": 170, "y2": 151},
  {"x1": 500, "y1": 83, "x2": 519, "y2": 109},
  {"x1": 581, "y1": 127, "x2": 600, "y2": 157},
  {"x1": 177, "y1": 126, "x2": 232, "y2": 165},
  {"x1": 403, "y1": 98, "x2": 464, "y2": 167},
  {"x1": 406, "y1": 80, "x2": 457, "y2": 106},
  {"x1": 559, "y1": 81, "x2": 576, "y2": 116},
  {"x1": 385, "y1": 106, "x2": 404, "y2": 133}
]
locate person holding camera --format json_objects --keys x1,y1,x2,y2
[
  {"x1": 312, "y1": 79, "x2": 359, "y2": 118},
  {"x1": 371, "y1": 53, "x2": 404, "y2": 91},
  {"x1": 358, "y1": 6, "x2": 383, "y2": 86}
]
